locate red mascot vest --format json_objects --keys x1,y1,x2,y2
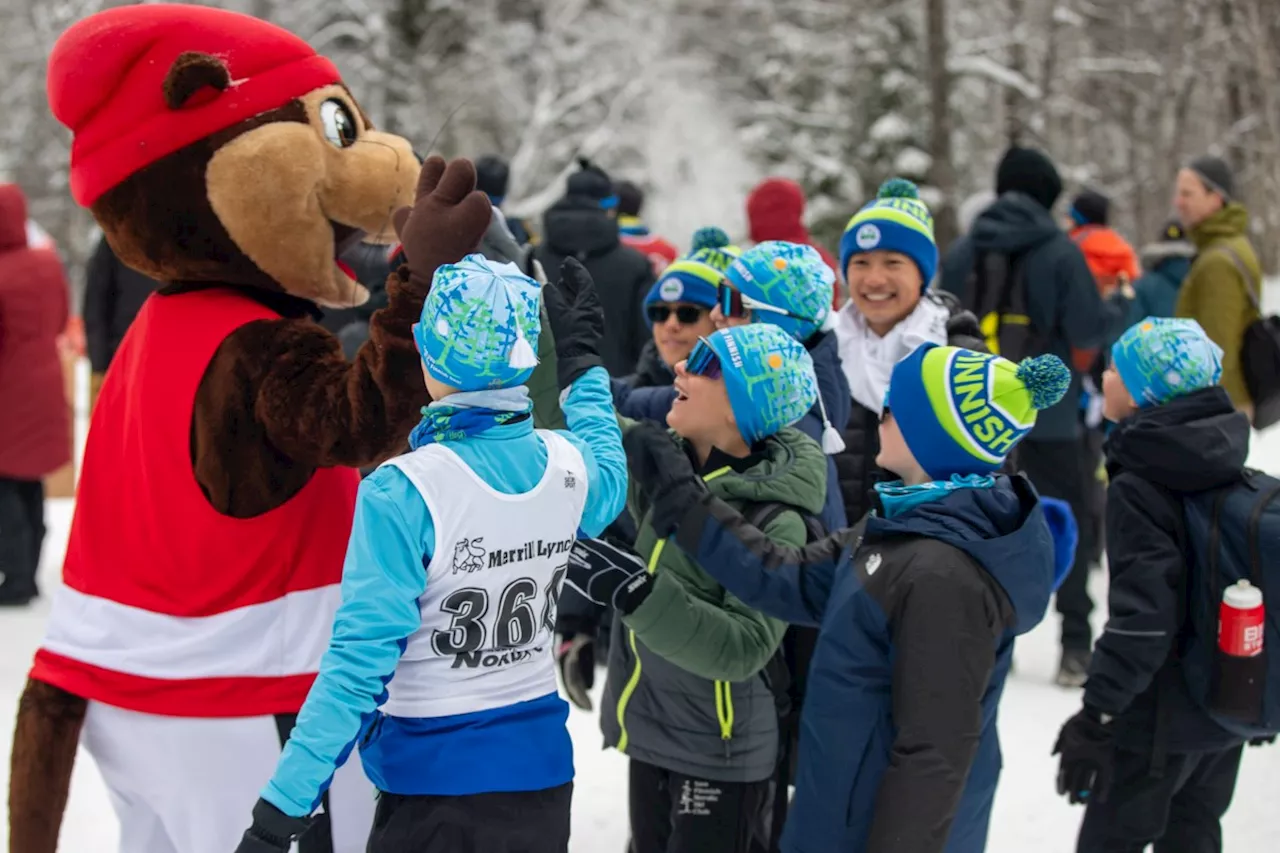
[{"x1": 32, "y1": 289, "x2": 359, "y2": 717}]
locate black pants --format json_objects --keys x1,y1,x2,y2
[
  {"x1": 1076, "y1": 746, "x2": 1243, "y2": 853},
  {"x1": 0, "y1": 478, "x2": 44, "y2": 603},
  {"x1": 629, "y1": 760, "x2": 772, "y2": 853},
  {"x1": 1016, "y1": 438, "x2": 1094, "y2": 652},
  {"x1": 366, "y1": 784, "x2": 572, "y2": 853}
]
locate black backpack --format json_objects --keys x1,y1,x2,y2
[
  {"x1": 1180, "y1": 470, "x2": 1280, "y2": 738},
  {"x1": 1213, "y1": 246, "x2": 1280, "y2": 429},
  {"x1": 962, "y1": 249, "x2": 1040, "y2": 362}
]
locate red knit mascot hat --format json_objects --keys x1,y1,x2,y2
[{"x1": 47, "y1": 4, "x2": 341, "y2": 207}]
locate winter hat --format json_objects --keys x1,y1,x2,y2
[
  {"x1": 839, "y1": 178, "x2": 939, "y2": 285},
  {"x1": 1110, "y1": 317, "x2": 1223, "y2": 408},
  {"x1": 1186, "y1": 155, "x2": 1235, "y2": 202},
  {"x1": 566, "y1": 157, "x2": 617, "y2": 209},
  {"x1": 726, "y1": 241, "x2": 834, "y2": 341},
  {"x1": 48, "y1": 4, "x2": 342, "y2": 207},
  {"x1": 644, "y1": 227, "x2": 742, "y2": 312},
  {"x1": 1156, "y1": 218, "x2": 1187, "y2": 243},
  {"x1": 1070, "y1": 190, "x2": 1110, "y2": 227},
  {"x1": 475, "y1": 155, "x2": 510, "y2": 205},
  {"x1": 704, "y1": 325, "x2": 819, "y2": 446},
  {"x1": 995, "y1": 146, "x2": 1063, "y2": 212},
  {"x1": 413, "y1": 254, "x2": 541, "y2": 391},
  {"x1": 887, "y1": 344, "x2": 1070, "y2": 480}
]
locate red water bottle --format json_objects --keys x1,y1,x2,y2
[{"x1": 1219, "y1": 580, "x2": 1265, "y2": 657}]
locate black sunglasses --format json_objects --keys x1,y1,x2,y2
[{"x1": 647, "y1": 304, "x2": 707, "y2": 325}]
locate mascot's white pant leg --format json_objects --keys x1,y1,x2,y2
[{"x1": 81, "y1": 702, "x2": 375, "y2": 853}]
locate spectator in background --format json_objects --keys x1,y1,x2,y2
[
  {"x1": 317, "y1": 240, "x2": 396, "y2": 360},
  {"x1": 536, "y1": 158, "x2": 655, "y2": 377},
  {"x1": 1173, "y1": 156, "x2": 1262, "y2": 421},
  {"x1": 616, "y1": 180, "x2": 678, "y2": 278},
  {"x1": 939, "y1": 146, "x2": 1132, "y2": 688},
  {"x1": 83, "y1": 233, "x2": 162, "y2": 408},
  {"x1": 1067, "y1": 190, "x2": 1141, "y2": 294},
  {"x1": 744, "y1": 178, "x2": 839, "y2": 308},
  {"x1": 476, "y1": 154, "x2": 535, "y2": 246},
  {"x1": 0, "y1": 183, "x2": 71, "y2": 606},
  {"x1": 1130, "y1": 219, "x2": 1196, "y2": 325}
]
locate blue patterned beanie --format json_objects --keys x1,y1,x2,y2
[
  {"x1": 723, "y1": 241, "x2": 834, "y2": 341},
  {"x1": 1111, "y1": 317, "x2": 1223, "y2": 407},
  {"x1": 414, "y1": 254, "x2": 541, "y2": 391},
  {"x1": 705, "y1": 324, "x2": 819, "y2": 445},
  {"x1": 840, "y1": 178, "x2": 939, "y2": 286}
]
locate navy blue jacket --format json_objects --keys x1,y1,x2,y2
[
  {"x1": 939, "y1": 193, "x2": 1129, "y2": 441},
  {"x1": 795, "y1": 330, "x2": 850, "y2": 533},
  {"x1": 672, "y1": 475, "x2": 1060, "y2": 853}
]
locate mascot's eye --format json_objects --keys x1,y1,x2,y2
[{"x1": 319, "y1": 99, "x2": 358, "y2": 148}]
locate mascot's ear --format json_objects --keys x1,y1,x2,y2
[{"x1": 163, "y1": 51, "x2": 231, "y2": 110}]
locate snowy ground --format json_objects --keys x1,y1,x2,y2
[{"x1": 7, "y1": 295, "x2": 1280, "y2": 850}]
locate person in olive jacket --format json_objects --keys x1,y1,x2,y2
[
  {"x1": 619, "y1": 345, "x2": 1076, "y2": 853},
  {"x1": 566, "y1": 324, "x2": 828, "y2": 853},
  {"x1": 1172, "y1": 156, "x2": 1263, "y2": 421}
]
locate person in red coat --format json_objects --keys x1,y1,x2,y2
[
  {"x1": 745, "y1": 177, "x2": 840, "y2": 308},
  {"x1": 0, "y1": 183, "x2": 70, "y2": 607}
]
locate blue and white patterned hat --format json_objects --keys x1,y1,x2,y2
[
  {"x1": 724, "y1": 241, "x2": 834, "y2": 342},
  {"x1": 705, "y1": 324, "x2": 819, "y2": 445},
  {"x1": 413, "y1": 254, "x2": 541, "y2": 391},
  {"x1": 1111, "y1": 317, "x2": 1223, "y2": 407}
]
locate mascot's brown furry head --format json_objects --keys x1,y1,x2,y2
[{"x1": 48, "y1": 2, "x2": 419, "y2": 307}]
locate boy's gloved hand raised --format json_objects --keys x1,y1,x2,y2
[
  {"x1": 623, "y1": 422, "x2": 708, "y2": 538},
  {"x1": 234, "y1": 798, "x2": 312, "y2": 852},
  {"x1": 542, "y1": 258, "x2": 605, "y2": 389},
  {"x1": 564, "y1": 538, "x2": 647, "y2": 610},
  {"x1": 1053, "y1": 706, "x2": 1116, "y2": 805}
]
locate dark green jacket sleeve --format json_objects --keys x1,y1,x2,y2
[{"x1": 621, "y1": 512, "x2": 801, "y2": 682}]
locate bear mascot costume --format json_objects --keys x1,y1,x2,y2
[{"x1": 8, "y1": 5, "x2": 522, "y2": 852}]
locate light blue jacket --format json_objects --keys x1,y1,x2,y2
[{"x1": 261, "y1": 367, "x2": 626, "y2": 817}]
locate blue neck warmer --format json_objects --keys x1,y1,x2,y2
[
  {"x1": 874, "y1": 474, "x2": 997, "y2": 518},
  {"x1": 409, "y1": 387, "x2": 533, "y2": 448}
]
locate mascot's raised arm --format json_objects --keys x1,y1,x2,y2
[{"x1": 9, "y1": 5, "x2": 501, "y2": 852}]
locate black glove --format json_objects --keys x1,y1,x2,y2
[
  {"x1": 541, "y1": 258, "x2": 605, "y2": 389},
  {"x1": 1053, "y1": 707, "x2": 1116, "y2": 805},
  {"x1": 623, "y1": 422, "x2": 707, "y2": 538},
  {"x1": 556, "y1": 633, "x2": 596, "y2": 711},
  {"x1": 564, "y1": 538, "x2": 647, "y2": 608},
  {"x1": 1248, "y1": 734, "x2": 1276, "y2": 747},
  {"x1": 945, "y1": 309, "x2": 986, "y2": 351},
  {"x1": 234, "y1": 798, "x2": 312, "y2": 853}
]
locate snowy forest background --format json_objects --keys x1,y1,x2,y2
[{"x1": 4, "y1": 0, "x2": 1280, "y2": 291}]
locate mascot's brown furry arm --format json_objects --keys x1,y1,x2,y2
[{"x1": 10, "y1": 5, "x2": 503, "y2": 851}]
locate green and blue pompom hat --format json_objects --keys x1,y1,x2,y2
[
  {"x1": 887, "y1": 343, "x2": 1070, "y2": 480},
  {"x1": 1111, "y1": 317, "x2": 1223, "y2": 407},
  {"x1": 840, "y1": 177, "x2": 939, "y2": 286},
  {"x1": 644, "y1": 226, "x2": 742, "y2": 315},
  {"x1": 723, "y1": 240, "x2": 834, "y2": 342},
  {"x1": 413, "y1": 254, "x2": 541, "y2": 392},
  {"x1": 703, "y1": 324, "x2": 819, "y2": 446}
]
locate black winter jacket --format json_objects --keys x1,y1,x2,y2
[
  {"x1": 536, "y1": 197, "x2": 655, "y2": 377},
  {"x1": 83, "y1": 235, "x2": 161, "y2": 373},
  {"x1": 1086, "y1": 387, "x2": 1251, "y2": 753},
  {"x1": 938, "y1": 192, "x2": 1129, "y2": 441}
]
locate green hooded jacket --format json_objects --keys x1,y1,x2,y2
[
  {"x1": 600, "y1": 425, "x2": 828, "y2": 783},
  {"x1": 1174, "y1": 203, "x2": 1263, "y2": 408}
]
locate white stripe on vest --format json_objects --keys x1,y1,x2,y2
[{"x1": 382, "y1": 430, "x2": 588, "y2": 718}]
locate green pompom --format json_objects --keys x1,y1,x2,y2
[
  {"x1": 1016, "y1": 354, "x2": 1071, "y2": 411},
  {"x1": 877, "y1": 177, "x2": 920, "y2": 201},
  {"x1": 691, "y1": 226, "x2": 730, "y2": 253}
]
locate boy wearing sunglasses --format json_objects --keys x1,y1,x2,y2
[
  {"x1": 620, "y1": 344, "x2": 1076, "y2": 853},
  {"x1": 566, "y1": 323, "x2": 828, "y2": 853}
]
